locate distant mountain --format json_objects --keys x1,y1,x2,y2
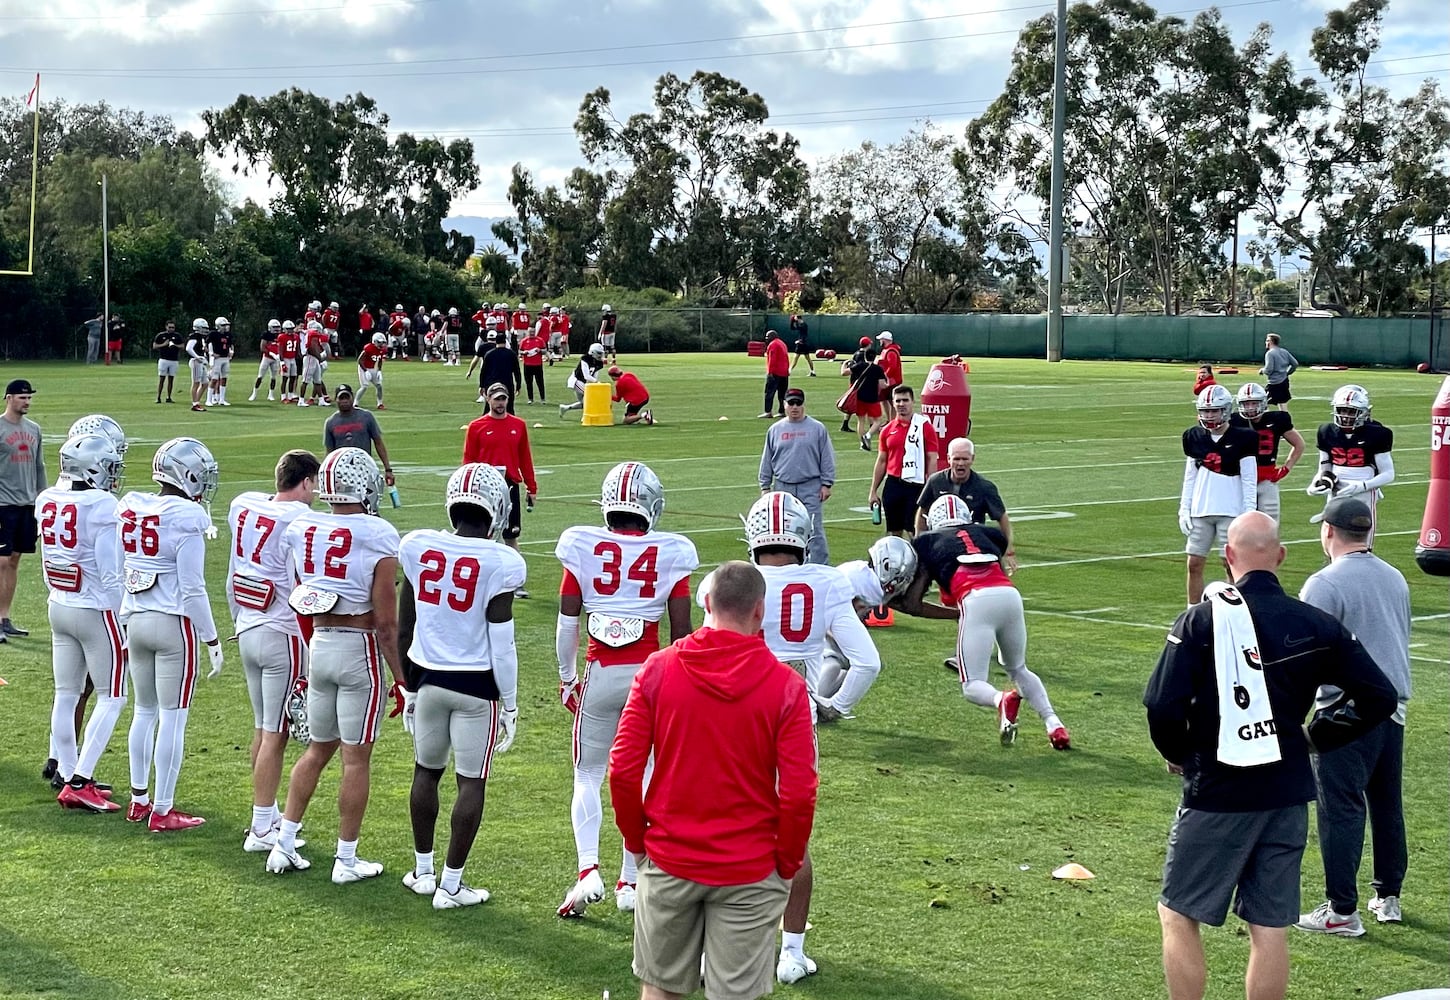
[{"x1": 443, "y1": 216, "x2": 512, "y2": 255}]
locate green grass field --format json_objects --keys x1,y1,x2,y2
[{"x1": 0, "y1": 353, "x2": 1445, "y2": 1000}]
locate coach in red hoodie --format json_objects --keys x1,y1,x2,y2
[{"x1": 612, "y1": 560, "x2": 817, "y2": 1000}]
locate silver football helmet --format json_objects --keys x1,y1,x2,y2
[
  {"x1": 68, "y1": 414, "x2": 127, "y2": 457},
  {"x1": 1331, "y1": 384, "x2": 1371, "y2": 430},
  {"x1": 328, "y1": 300, "x2": 339, "y2": 310},
  {"x1": 281, "y1": 319, "x2": 295, "y2": 331},
  {"x1": 151, "y1": 437, "x2": 219, "y2": 503},
  {"x1": 1236, "y1": 382, "x2": 1268, "y2": 420},
  {"x1": 214, "y1": 316, "x2": 231, "y2": 331},
  {"x1": 926, "y1": 495, "x2": 972, "y2": 531},
  {"x1": 371, "y1": 332, "x2": 387, "y2": 347},
  {"x1": 448, "y1": 307, "x2": 459, "y2": 317},
  {"x1": 588, "y1": 343, "x2": 605, "y2": 358},
  {"x1": 191, "y1": 317, "x2": 209, "y2": 333},
  {"x1": 1196, "y1": 384, "x2": 1234, "y2": 433},
  {"x1": 868, "y1": 535, "x2": 918, "y2": 598},
  {"x1": 602, "y1": 303, "x2": 614, "y2": 314},
  {"x1": 317, "y1": 447, "x2": 383, "y2": 514},
  {"x1": 600, "y1": 461, "x2": 665, "y2": 530},
  {"x1": 60, "y1": 433, "x2": 124, "y2": 494},
  {"x1": 267, "y1": 318, "x2": 282, "y2": 332},
  {"x1": 742, "y1": 491, "x2": 813, "y2": 558},
  {"x1": 445, "y1": 463, "x2": 511, "y2": 538}
]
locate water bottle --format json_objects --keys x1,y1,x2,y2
[
  {"x1": 388, "y1": 485, "x2": 401, "y2": 508},
  {"x1": 871, "y1": 501, "x2": 882, "y2": 525}
]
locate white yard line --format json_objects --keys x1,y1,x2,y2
[{"x1": 1025, "y1": 610, "x2": 1170, "y2": 630}]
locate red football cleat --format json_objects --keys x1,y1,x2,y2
[
  {"x1": 57, "y1": 781, "x2": 121, "y2": 813},
  {"x1": 1049, "y1": 726, "x2": 1073, "y2": 751},
  {"x1": 125, "y1": 801, "x2": 153, "y2": 823},
  {"x1": 997, "y1": 689, "x2": 1022, "y2": 746},
  {"x1": 148, "y1": 808, "x2": 206, "y2": 833}
]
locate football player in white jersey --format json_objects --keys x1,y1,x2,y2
[
  {"x1": 38, "y1": 433, "x2": 126, "y2": 812},
  {"x1": 396, "y1": 464, "x2": 525, "y2": 909},
  {"x1": 119, "y1": 437, "x2": 223, "y2": 832},
  {"x1": 813, "y1": 535, "x2": 916, "y2": 723},
  {"x1": 266, "y1": 447, "x2": 405, "y2": 884},
  {"x1": 554, "y1": 462, "x2": 699, "y2": 918},
  {"x1": 228, "y1": 449, "x2": 321, "y2": 852}
]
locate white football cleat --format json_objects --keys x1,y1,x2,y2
[
  {"x1": 244, "y1": 827, "x2": 306, "y2": 853},
  {"x1": 265, "y1": 845, "x2": 311, "y2": 874},
  {"x1": 267, "y1": 392, "x2": 275, "y2": 401},
  {"x1": 433, "y1": 884, "x2": 489, "y2": 909},
  {"x1": 248, "y1": 391, "x2": 257, "y2": 401},
  {"x1": 332, "y1": 857, "x2": 384, "y2": 885},
  {"x1": 403, "y1": 870, "x2": 437, "y2": 896},
  {"x1": 557, "y1": 868, "x2": 606, "y2": 918},
  {"x1": 615, "y1": 881, "x2": 637, "y2": 912},
  {"x1": 777, "y1": 952, "x2": 818, "y2": 984}
]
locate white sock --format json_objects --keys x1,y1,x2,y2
[
  {"x1": 128, "y1": 704, "x2": 158, "y2": 792},
  {"x1": 50, "y1": 690, "x2": 81, "y2": 779},
  {"x1": 252, "y1": 805, "x2": 273, "y2": 836},
  {"x1": 782, "y1": 931, "x2": 806, "y2": 957},
  {"x1": 1044, "y1": 713, "x2": 1063, "y2": 733},
  {"x1": 153, "y1": 706, "x2": 189, "y2": 813},
  {"x1": 414, "y1": 851, "x2": 435, "y2": 875},
  {"x1": 832, "y1": 659, "x2": 882, "y2": 714},
  {"x1": 620, "y1": 846, "x2": 639, "y2": 886},
  {"x1": 571, "y1": 762, "x2": 606, "y2": 872},
  {"x1": 277, "y1": 818, "x2": 302, "y2": 852},
  {"x1": 131, "y1": 792, "x2": 150, "y2": 807},
  {"x1": 440, "y1": 865, "x2": 463, "y2": 893},
  {"x1": 337, "y1": 838, "x2": 357, "y2": 864},
  {"x1": 76, "y1": 695, "x2": 126, "y2": 779}
]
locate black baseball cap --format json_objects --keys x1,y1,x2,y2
[
  {"x1": 784, "y1": 388, "x2": 806, "y2": 403},
  {"x1": 1311, "y1": 496, "x2": 1374, "y2": 530},
  {"x1": 5, "y1": 379, "x2": 35, "y2": 395},
  {"x1": 486, "y1": 382, "x2": 510, "y2": 399},
  {"x1": 334, "y1": 384, "x2": 354, "y2": 398}
]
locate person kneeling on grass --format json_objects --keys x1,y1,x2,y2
[{"x1": 608, "y1": 366, "x2": 654, "y2": 425}]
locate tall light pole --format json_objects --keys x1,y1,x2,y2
[
  {"x1": 101, "y1": 173, "x2": 110, "y2": 337},
  {"x1": 1045, "y1": 0, "x2": 1068, "y2": 362}
]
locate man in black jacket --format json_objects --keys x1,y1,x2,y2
[
  {"x1": 1143, "y1": 511, "x2": 1395, "y2": 1000},
  {"x1": 475, "y1": 331, "x2": 522, "y2": 413}
]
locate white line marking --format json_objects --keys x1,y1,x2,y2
[
  {"x1": 1411, "y1": 654, "x2": 1450, "y2": 665},
  {"x1": 1020, "y1": 530, "x2": 1420, "y2": 569},
  {"x1": 1411, "y1": 613, "x2": 1450, "y2": 621},
  {"x1": 1025, "y1": 610, "x2": 1170, "y2": 630}
]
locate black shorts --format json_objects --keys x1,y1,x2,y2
[
  {"x1": 0, "y1": 504, "x2": 38, "y2": 556},
  {"x1": 504, "y1": 483, "x2": 523, "y2": 540},
  {"x1": 625, "y1": 397, "x2": 650, "y2": 416},
  {"x1": 881, "y1": 476, "x2": 920, "y2": 533},
  {"x1": 1266, "y1": 379, "x2": 1291, "y2": 404},
  {"x1": 1160, "y1": 803, "x2": 1307, "y2": 927},
  {"x1": 793, "y1": 340, "x2": 811, "y2": 356}
]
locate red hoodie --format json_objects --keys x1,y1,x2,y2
[{"x1": 611, "y1": 626, "x2": 817, "y2": 885}]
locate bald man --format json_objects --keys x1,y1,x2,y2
[{"x1": 1144, "y1": 512, "x2": 1395, "y2": 1000}]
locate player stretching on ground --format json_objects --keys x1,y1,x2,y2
[
  {"x1": 397, "y1": 464, "x2": 525, "y2": 909},
  {"x1": 554, "y1": 462, "x2": 698, "y2": 917},
  {"x1": 814, "y1": 535, "x2": 915, "y2": 723}
]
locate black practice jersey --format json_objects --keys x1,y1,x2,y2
[
  {"x1": 911, "y1": 523, "x2": 1007, "y2": 592},
  {"x1": 1230, "y1": 411, "x2": 1295, "y2": 467},
  {"x1": 1316, "y1": 420, "x2": 1393, "y2": 471},
  {"x1": 1182, "y1": 425, "x2": 1258, "y2": 476}
]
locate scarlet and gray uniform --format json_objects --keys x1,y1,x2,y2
[
  {"x1": 1180, "y1": 424, "x2": 1258, "y2": 556},
  {"x1": 913, "y1": 524, "x2": 1022, "y2": 683},
  {"x1": 285, "y1": 511, "x2": 399, "y2": 745},
  {"x1": 208, "y1": 329, "x2": 234, "y2": 379},
  {"x1": 400, "y1": 530, "x2": 525, "y2": 779},
  {"x1": 256, "y1": 335, "x2": 280, "y2": 380},
  {"x1": 1315, "y1": 420, "x2": 1394, "y2": 523},
  {"x1": 556, "y1": 525, "x2": 698, "y2": 766},
  {"x1": 1231, "y1": 410, "x2": 1295, "y2": 520},
  {"x1": 357, "y1": 343, "x2": 386, "y2": 394},
  {"x1": 37, "y1": 485, "x2": 127, "y2": 778},
  {"x1": 186, "y1": 335, "x2": 208, "y2": 384},
  {"x1": 227, "y1": 492, "x2": 311, "y2": 733},
  {"x1": 302, "y1": 331, "x2": 328, "y2": 385}
]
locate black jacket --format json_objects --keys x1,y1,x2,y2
[
  {"x1": 479, "y1": 346, "x2": 521, "y2": 392},
  {"x1": 1143, "y1": 570, "x2": 1395, "y2": 812}
]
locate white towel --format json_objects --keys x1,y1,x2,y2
[
  {"x1": 899, "y1": 413, "x2": 931, "y2": 484},
  {"x1": 1205, "y1": 581, "x2": 1282, "y2": 768}
]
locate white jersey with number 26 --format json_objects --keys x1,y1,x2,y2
[
  {"x1": 285, "y1": 511, "x2": 400, "y2": 609},
  {"x1": 400, "y1": 529, "x2": 526, "y2": 671}
]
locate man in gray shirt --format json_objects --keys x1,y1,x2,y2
[
  {"x1": 759, "y1": 387, "x2": 835, "y2": 564},
  {"x1": 0, "y1": 379, "x2": 47, "y2": 640},
  {"x1": 1260, "y1": 333, "x2": 1299, "y2": 410},
  {"x1": 323, "y1": 384, "x2": 395, "y2": 488},
  {"x1": 1296, "y1": 496, "x2": 1412, "y2": 937}
]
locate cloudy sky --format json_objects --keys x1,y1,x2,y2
[{"x1": 2, "y1": 0, "x2": 1445, "y2": 220}]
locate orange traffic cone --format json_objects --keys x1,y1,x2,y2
[{"x1": 864, "y1": 605, "x2": 894, "y2": 627}]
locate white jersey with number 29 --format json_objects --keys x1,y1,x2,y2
[
  {"x1": 285, "y1": 511, "x2": 400, "y2": 609},
  {"x1": 400, "y1": 529, "x2": 526, "y2": 671}
]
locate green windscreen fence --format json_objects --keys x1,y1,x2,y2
[{"x1": 766, "y1": 314, "x2": 1447, "y2": 369}]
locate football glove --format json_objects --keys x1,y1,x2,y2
[
  {"x1": 388, "y1": 682, "x2": 416, "y2": 728},
  {"x1": 206, "y1": 643, "x2": 224, "y2": 679},
  {"x1": 1336, "y1": 480, "x2": 1367, "y2": 496},
  {"x1": 1178, "y1": 512, "x2": 1193, "y2": 536},
  {"x1": 496, "y1": 707, "x2": 518, "y2": 753},
  {"x1": 1271, "y1": 465, "x2": 1291, "y2": 483},
  {"x1": 561, "y1": 678, "x2": 583, "y2": 715},
  {"x1": 1308, "y1": 470, "x2": 1337, "y2": 496}
]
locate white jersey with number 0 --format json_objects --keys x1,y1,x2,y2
[
  {"x1": 285, "y1": 511, "x2": 400, "y2": 609},
  {"x1": 556, "y1": 525, "x2": 699, "y2": 620},
  {"x1": 118, "y1": 491, "x2": 218, "y2": 640},
  {"x1": 400, "y1": 529, "x2": 526, "y2": 671},
  {"x1": 35, "y1": 487, "x2": 123, "y2": 612},
  {"x1": 698, "y1": 561, "x2": 857, "y2": 674},
  {"x1": 227, "y1": 491, "x2": 313, "y2": 636}
]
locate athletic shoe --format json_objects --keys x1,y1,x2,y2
[
  {"x1": 998, "y1": 689, "x2": 1022, "y2": 747},
  {"x1": 148, "y1": 808, "x2": 206, "y2": 833},
  {"x1": 165, "y1": 397, "x2": 175, "y2": 403},
  {"x1": 860, "y1": 435, "x2": 871, "y2": 452},
  {"x1": 1049, "y1": 726, "x2": 1073, "y2": 750},
  {"x1": 475, "y1": 394, "x2": 485, "y2": 404},
  {"x1": 559, "y1": 405, "x2": 568, "y2": 418},
  {"x1": 248, "y1": 392, "x2": 257, "y2": 401},
  {"x1": 758, "y1": 412, "x2": 773, "y2": 419},
  {"x1": 840, "y1": 420, "x2": 852, "y2": 432},
  {"x1": 808, "y1": 371, "x2": 818, "y2": 377},
  {"x1": 776, "y1": 952, "x2": 818, "y2": 985},
  {"x1": 557, "y1": 868, "x2": 607, "y2": 918},
  {"x1": 41, "y1": 758, "x2": 58, "y2": 783},
  {"x1": 267, "y1": 393, "x2": 275, "y2": 401},
  {"x1": 1368, "y1": 895, "x2": 1402, "y2": 923},
  {"x1": 1296, "y1": 901, "x2": 1366, "y2": 937},
  {"x1": 49, "y1": 771, "x2": 65, "y2": 791},
  {"x1": 57, "y1": 780, "x2": 119, "y2": 813},
  {"x1": 125, "y1": 801, "x2": 152, "y2": 823},
  {"x1": 615, "y1": 881, "x2": 637, "y2": 912},
  {"x1": 814, "y1": 700, "x2": 850, "y2": 724},
  {"x1": 332, "y1": 857, "x2": 384, "y2": 884},
  {"x1": 155, "y1": 398, "x2": 162, "y2": 404},
  {"x1": 218, "y1": 400, "x2": 231, "y2": 407},
  {"x1": 433, "y1": 884, "x2": 489, "y2": 909},
  {"x1": 242, "y1": 827, "x2": 305, "y2": 852},
  {"x1": 403, "y1": 870, "x2": 437, "y2": 896},
  {"x1": 92, "y1": 781, "x2": 113, "y2": 797},
  {"x1": 643, "y1": 410, "x2": 654, "y2": 425},
  {"x1": 943, "y1": 656, "x2": 960, "y2": 674},
  {"x1": 265, "y1": 845, "x2": 311, "y2": 874},
  {"x1": 514, "y1": 588, "x2": 529, "y2": 599},
  {"x1": 375, "y1": 403, "x2": 385, "y2": 410},
  {"x1": 2, "y1": 619, "x2": 28, "y2": 637}
]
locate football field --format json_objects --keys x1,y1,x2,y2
[{"x1": 0, "y1": 353, "x2": 1445, "y2": 1000}]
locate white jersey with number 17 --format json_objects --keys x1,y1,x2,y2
[
  {"x1": 400, "y1": 529, "x2": 526, "y2": 671},
  {"x1": 227, "y1": 491, "x2": 312, "y2": 637}
]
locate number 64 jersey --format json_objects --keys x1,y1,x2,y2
[{"x1": 555, "y1": 525, "x2": 698, "y2": 666}]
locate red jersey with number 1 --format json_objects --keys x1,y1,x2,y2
[
  {"x1": 556, "y1": 525, "x2": 698, "y2": 666},
  {"x1": 911, "y1": 523, "x2": 1012, "y2": 603}
]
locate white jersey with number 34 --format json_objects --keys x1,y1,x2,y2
[
  {"x1": 285, "y1": 511, "x2": 400, "y2": 608},
  {"x1": 400, "y1": 529, "x2": 526, "y2": 671},
  {"x1": 555, "y1": 525, "x2": 699, "y2": 620}
]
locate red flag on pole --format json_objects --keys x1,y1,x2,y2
[{"x1": 24, "y1": 73, "x2": 39, "y2": 109}]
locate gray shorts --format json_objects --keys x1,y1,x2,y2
[
  {"x1": 157, "y1": 359, "x2": 179, "y2": 378},
  {"x1": 307, "y1": 628, "x2": 385, "y2": 745},
  {"x1": 1160, "y1": 803, "x2": 1308, "y2": 927},
  {"x1": 412, "y1": 682, "x2": 499, "y2": 779},
  {"x1": 573, "y1": 659, "x2": 641, "y2": 769},
  {"x1": 302, "y1": 357, "x2": 323, "y2": 386},
  {"x1": 282, "y1": 358, "x2": 298, "y2": 378},
  {"x1": 445, "y1": 333, "x2": 460, "y2": 353},
  {"x1": 633, "y1": 857, "x2": 791, "y2": 1000},
  {"x1": 953, "y1": 585, "x2": 1027, "y2": 683},
  {"x1": 49, "y1": 603, "x2": 127, "y2": 699},
  {"x1": 240, "y1": 627, "x2": 307, "y2": 733},
  {"x1": 210, "y1": 358, "x2": 231, "y2": 379},
  {"x1": 257, "y1": 357, "x2": 279, "y2": 379},
  {"x1": 1255, "y1": 480, "x2": 1280, "y2": 522},
  {"x1": 126, "y1": 609, "x2": 202, "y2": 711},
  {"x1": 1185, "y1": 515, "x2": 1233, "y2": 557},
  {"x1": 189, "y1": 358, "x2": 207, "y2": 384}
]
